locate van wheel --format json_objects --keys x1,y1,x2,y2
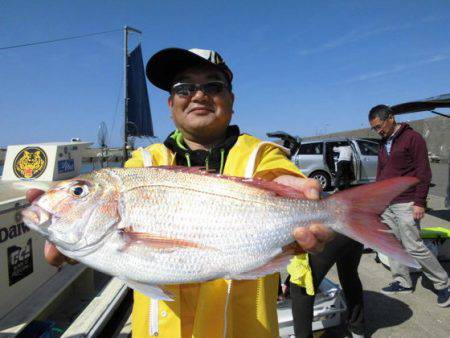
[{"x1": 310, "y1": 171, "x2": 331, "y2": 190}]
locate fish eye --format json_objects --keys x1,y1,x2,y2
[{"x1": 69, "y1": 185, "x2": 89, "y2": 198}]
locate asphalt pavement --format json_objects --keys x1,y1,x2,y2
[
  {"x1": 429, "y1": 162, "x2": 450, "y2": 199},
  {"x1": 313, "y1": 163, "x2": 450, "y2": 337},
  {"x1": 318, "y1": 254, "x2": 450, "y2": 338}
]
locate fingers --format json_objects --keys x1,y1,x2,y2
[
  {"x1": 413, "y1": 206, "x2": 425, "y2": 220},
  {"x1": 273, "y1": 176, "x2": 332, "y2": 253},
  {"x1": 309, "y1": 222, "x2": 335, "y2": 242},
  {"x1": 293, "y1": 222, "x2": 335, "y2": 254},
  {"x1": 26, "y1": 188, "x2": 45, "y2": 203},
  {"x1": 273, "y1": 176, "x2": 322, "y2": 200},
  {"x1": 44, "y1": 241, "x2": 79, "y2": 266},
  {"x1": 44, "y1": 241, "x2": 66, "y2": 267},
  {"x1": 298, "y1": 179, "x2": 322, "y2": 200},
  {"x1": 294, "y1": 227, "x2": 323, "y2": 253}
]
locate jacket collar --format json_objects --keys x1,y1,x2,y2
[
  {"x1": 382, "y1": 122, "x2": 410, "y2": 144},
  {"x1": 163, "y1": 125, "x2": 241, "y2": 172}
]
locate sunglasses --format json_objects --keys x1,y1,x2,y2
[{"x1": 171, "y1": 81, "x2": 228, "y2": 97}]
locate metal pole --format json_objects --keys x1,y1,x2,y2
[
  {"x1": 126, "y1": 26, "x2": 142, "y2": 34},
  {"x1": 122, "y1": 26, "x2": 129, "y2": 164}
]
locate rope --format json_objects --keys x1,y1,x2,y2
[{"x1": 0, "y1": 28, "x2": 121, "y2": 50}]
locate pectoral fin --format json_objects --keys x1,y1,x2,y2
[
  {"x1": 119, "y1": 227, "x2": 215, "y2": 251},
  {"x1": 120, "y1": 277, "x2": 174, "y2": 301}
]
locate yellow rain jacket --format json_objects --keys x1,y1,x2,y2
[{"x1": 125, "y1": 133, "x2": 313, "y2": 338}]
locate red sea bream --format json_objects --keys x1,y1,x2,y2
[{"x1": 22, "y1": 166, "x2": 419, "y2": 300}]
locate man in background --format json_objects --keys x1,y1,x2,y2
[{"x1": 369, "y1": 104, "x2": 449, "y2": 307}]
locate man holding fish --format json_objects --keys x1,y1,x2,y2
[
  {"x1": 24, "y1": 48, "x2": 419, "y2": 338},
  {"x1": 32, "y1": 48, "x2": 334, "y2": 338},
  {"x1": 127, "y1": 48, "x2": 336, "y2": 338}
]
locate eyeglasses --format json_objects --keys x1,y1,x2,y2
[
  {"x1": 371, "y1": 119, "x2": 388, "y2": 131},
  {"x1": 171, "y1": 81, "x2": 228, "y2": 97}
]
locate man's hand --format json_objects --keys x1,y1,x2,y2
[
  {"x1": 44, "y1": 241, "x2": 71, "y2": 266},
  {"x1": 26, "y1": 189, "x2": 76, "y2": 267},
  {"x1": 274, "y1": 175, "x2": 335, "y2": 253},
  {"x1": 413, "y1": 205, "x2": 425, "y2": 220}
]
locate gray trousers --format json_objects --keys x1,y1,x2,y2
[{"x1": 381, "y1": 202, "x2": 448, "y2": 290}]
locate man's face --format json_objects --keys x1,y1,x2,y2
[
  {"x1": 369, "y1": 115, "x2": 396, "y2": 138},
  {"x1": 168, "y1": 65, "x2": 234, "y2": 143}
]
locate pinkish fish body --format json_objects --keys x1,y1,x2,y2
[{"x1": 22, "y1": 166, "x2": 419, "y2": 300}]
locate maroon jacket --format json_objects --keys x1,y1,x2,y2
[{"x1": 376, "y1": 123, "x2": 431, "y2": 207}]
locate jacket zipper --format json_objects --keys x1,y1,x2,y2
[
  {"x1": 223, "y1": 280, "x2": 233, "y2": 338},
  {"x1": 255, "y1": 280, "x2": 261, "y2": 317},
  {"x1": 149, "y1": 299, "x2": 159, "y2": 336}
]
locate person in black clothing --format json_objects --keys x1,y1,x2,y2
[
  {"x1": 290, "y1": 188, "x2": 365, "y2": 338},
  {"x1": 333, "y1": 145, "x2": 354, "y2": 191}
]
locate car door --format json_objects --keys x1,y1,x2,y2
[
  {"x1": 355, "y1": 139, "x2": 379, "y2": 182},
  {"x1": 292, "y1": 142, "x2": 325, "y2": 177}
]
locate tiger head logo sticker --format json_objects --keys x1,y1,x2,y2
[{"x1": 13, "y1": 147, "x2": 48, "y2": 179}]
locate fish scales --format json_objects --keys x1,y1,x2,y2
[
  {"x1": 57, "y1": 168, "x2": 316, "y2": 282},
  {"x1": 116, "y1": 168, "x2": 307, "y2": 247}
]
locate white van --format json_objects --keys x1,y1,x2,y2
[{"x1": 291, "y1": 137, "x2": 380, "y2": 189}]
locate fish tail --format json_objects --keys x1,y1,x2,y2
[{"x1": 327, "y1": 177, "x2": 420, "y2": 268}]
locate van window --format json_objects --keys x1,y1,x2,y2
[
  {"x1": 357, "y1": 140, "x2": 379, "y2": 156},
  {"x1": 299, "y1": 142, "x2": 323, "y2": 155}
]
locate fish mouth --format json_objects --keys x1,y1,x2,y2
[
  {"x1": 22, "y1": 205, "x2": 87, "y2": 250},
  {"x1": 22, "y1": 205, "x2": 52, "y2": 238},
  {"x1": 22, "y1": 199, "x2": 118, "y2": 257},
  {"x1": 22, "y1": 206, "x2": 100, "y2": 255}
]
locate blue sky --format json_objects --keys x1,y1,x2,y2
[{"x1": 1, "y1": 1, "x2": 449, "y2": 148}]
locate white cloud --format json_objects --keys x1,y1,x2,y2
[
  {"x1": 339, "y1": 53, "x2": 450, "y2": 84},
  {"x1": 298, "y1": 22, "x2": 415, "y2": 56}
]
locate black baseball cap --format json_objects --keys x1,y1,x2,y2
[{"x1": 146, "y1": 48, "x2": 233, "y2": 92}]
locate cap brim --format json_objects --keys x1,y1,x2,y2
[{"x1": 146, "y1": 48, "x2": 218, "y2": 91}]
